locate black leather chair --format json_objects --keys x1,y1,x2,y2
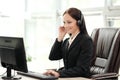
[{"x1": 90, "y1": 28, "x2": 120, "y2": 80}]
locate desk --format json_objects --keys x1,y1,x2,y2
[
  {"x1": 0, "y1": 75, "x2": 92, "y2": 80},
  {"x1": 18, "y1": 75, "x2": 92, "y2": 80},
  {"x1": 0, "y1": 67, "x2": 92, "y2": 80}
]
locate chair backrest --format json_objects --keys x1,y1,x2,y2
[{"x1": 90, "y1": 28, "x2": 120, "y2": 75}]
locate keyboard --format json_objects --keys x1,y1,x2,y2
[{"x1": 17, "y1": 71, "x2": 58, "y2": 80}]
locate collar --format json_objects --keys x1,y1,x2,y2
[{"x1": 68, "y1": 32, "x2": 80, "y2": 45}]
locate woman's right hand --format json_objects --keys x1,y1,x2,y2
[
  {"x1": 43, "y1": 70, "x2": 60, "y2": 78},
  {"x1": 57, "y1": 26, "x2": 67, "y2": 42}
]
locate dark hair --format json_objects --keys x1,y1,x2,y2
[{"x1": 63, "y1": 7, "x2": 88, "y2": 35}]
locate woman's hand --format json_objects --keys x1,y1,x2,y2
[
  {"x1": 43, "y1": 69, "x2": 60, "y2": 78},
  {"x1": 57, "y1": 26, "x2": 67, "y2": 42}
]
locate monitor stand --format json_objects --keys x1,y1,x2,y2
[{"x1": 2, "y1": 67, "x2": 21, "y2": 80}]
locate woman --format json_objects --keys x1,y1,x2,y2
[{"x1": 44, "y1": 7, "x2": 93, "y2": 78}]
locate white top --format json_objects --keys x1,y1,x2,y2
[{"x1": 68, "y1": 32, "x2": 80, "y2": 48}]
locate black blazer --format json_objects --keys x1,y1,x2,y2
[{"x1": 49, "y1": 33, "x2": 93, "y2": 78}]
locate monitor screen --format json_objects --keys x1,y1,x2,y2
[{"x1": 0, "y1": 36, "x2": 28, "y2": 79}]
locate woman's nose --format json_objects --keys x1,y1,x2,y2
[{"x1": 64, "y1": 24, "x2": 68, "y2": 28}]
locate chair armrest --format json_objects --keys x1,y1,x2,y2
[{"x1": 91, "y1": 73, "x2": 119, "y2": 80}]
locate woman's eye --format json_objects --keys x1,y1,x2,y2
[
  {"x1": 63, "y1": 21, "x2": 65, "y2": 24},
  {"x1": 63, "y1": 21, "x2": 71, "y2": 24},
  {"x1": 67, "y1": 22, "x2": 71, "y2": 24}
]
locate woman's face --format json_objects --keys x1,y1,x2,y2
[{"x1": 63, "y1": 13, "x2": 80, "y2": 35}]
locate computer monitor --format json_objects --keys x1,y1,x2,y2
[{"x1": 0, "y1": 36, "x2": 28, "y2": 79}]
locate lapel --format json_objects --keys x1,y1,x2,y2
[
  {"x1": 64, "y1": 39, "x2": 70, "y2": 59},
  {"x1": 68, "y1": 33, "x2": 82, "y2": 52},
  {"x1": 65, "y1": 40, "x2": 69, "y2": 52}
]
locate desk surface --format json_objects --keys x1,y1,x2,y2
[
  {"x1": 0, "y1": 76, "x2": 92, "y2": 80},
  {"x1": 19, "y1": 75, "x2": 92, "y2": 80},
  {"x1": 0, "y1": 67, "x2": 92, "y2": 80},
  {"x1": 0, "y1": 68, "x2": 92, "y2": 80}
]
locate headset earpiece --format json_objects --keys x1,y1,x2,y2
[
  {"x1": 77, "y1": 13, "x2": 83, "y2": 27},
  {"x1": 77, "y1": 20, "x2": 81, "y2": 26}
]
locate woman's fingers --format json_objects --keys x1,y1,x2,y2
[{"x1": 43, "y1": 70, "x2": 60, "y2": 77}]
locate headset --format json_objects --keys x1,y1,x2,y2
[{"x1": 77, "y1": 13, "x2": 83, "y2": 27}]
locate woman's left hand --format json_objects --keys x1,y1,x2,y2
[{"x1": 43, "y1": 69, "x2": 60, "y2": 78}]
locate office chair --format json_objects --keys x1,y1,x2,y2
[{"x1": 90, "y1": 28, "x2": 120, "y2": 80}]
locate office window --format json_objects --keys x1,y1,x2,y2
[
  {"x1": 0, "y1": 0, "x2": 24, "y2": 15},
  {"x1": 25, "y1": 16, "x2": 60, "y2": 71},
  {"x1": 84, "y1": 14, "x2": 104, "y2": 35},
  {"x1": 61, "y1": 0, "x2": 104, "y2": 10},
  {"x1": 26, "y1": 0, "x2": 57, "y2": 13},
  {"x1": 112, "y1": 0, "x2": 120, "y2": 6},
  {"x1": 24, "y1": 0, "x2": 61, "y2": 72},
  {"x1": 107, "y1": 17, "x2": 120, "y2": 27},
  {"x1": 0, "y1": 0, "x2": 24, "y2": 37}
]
